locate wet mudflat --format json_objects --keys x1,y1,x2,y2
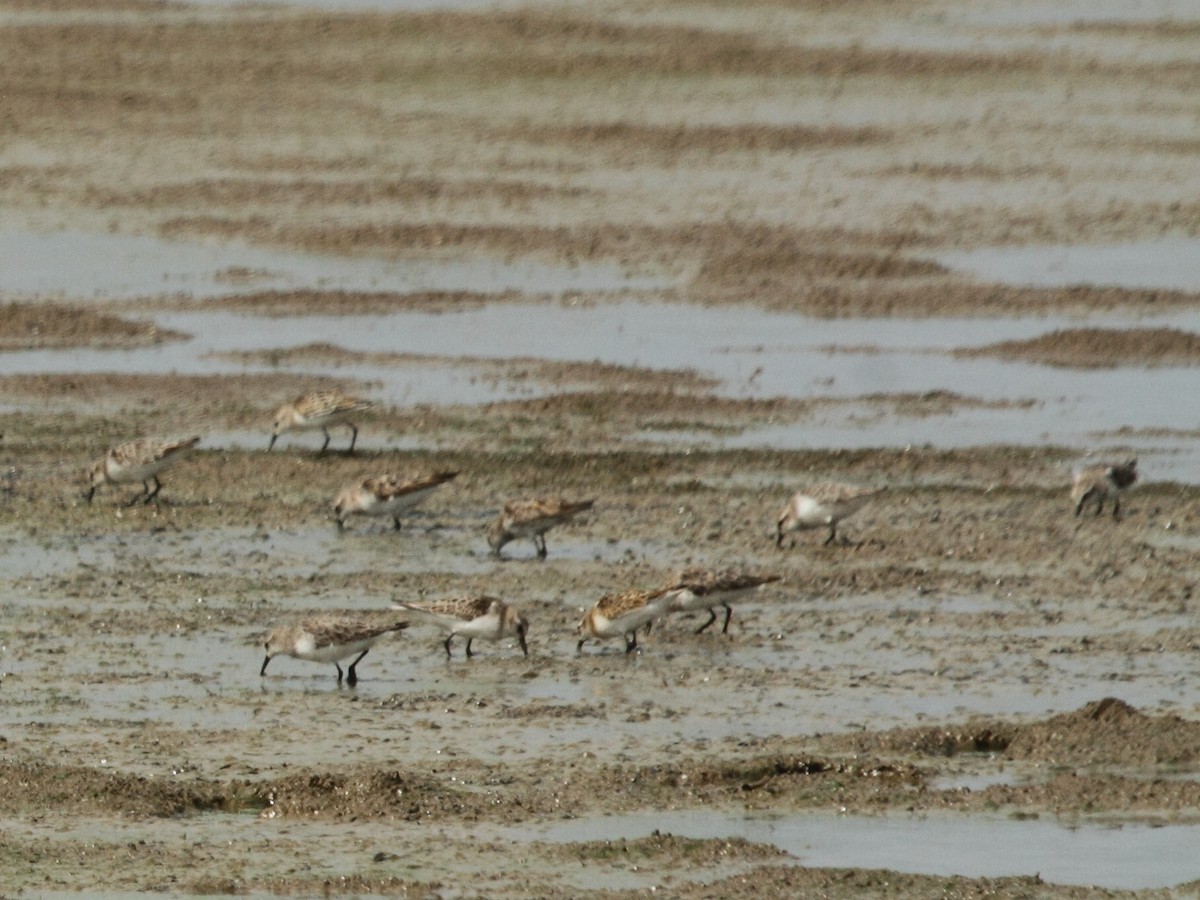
[{"x1": 2, "y1": 0, "x2": 1200, "y2": 895}]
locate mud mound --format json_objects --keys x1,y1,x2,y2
[
  {"x1": 819, "y1": 722, "x2": 1015, "y2": 758},
  {"x1": 826, "y1": 699, "x2": 1200, "y2": 769},
  {"x1": 957, "y1": 327, "x2": 1200, "y2": 368},
  {"x1": 1005, "y1": 697, "x2": 1200, "y2": 767},
  {"x1": 0, "y1": 760, "x2": 256, "y2": 818},
  {"x1": 0, "y1": 302, "x2": 183, "y2": 350},
  {"x1": 255, "y1": 767, "x2": 485, "y2": 821}
]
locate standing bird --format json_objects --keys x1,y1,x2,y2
[
  {"x1": 776, "y1": 482, "x2": 886, "y2": 548},
  {"x1": 392, "y1": 595, "x2": 528, "y2": 659},
  {"x1": 333, "y1": 471, "x2": 459, "y2": 532},
  {"x1": 260, "y1": 616, "x2": 408, "y2": 687},
  {"x1": 488, "y1": 497, "x2": 595, "y2": 559},
  {"x1": 1072, "y1": 458, "x2": 1137, "y2": 520},
  {"x1": 268, "y1": 390, "x2": 373, "y2": 455},
  {"x1": 576, "y1": 586, "x2": 675, "y2": 654},
  {"x1": 84, "y1": 436, "x2": 201, "y2": 506},
  {"x1": 663, "y1": 568, "x2": 782, "y2": 635}
]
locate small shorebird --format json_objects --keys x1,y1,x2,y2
[
  {"x1": 576, "y1": 586, "x2": 675, "y2": 654},
  {"x1": 333, "y1": 471, "x2": 459, "y2": 531},
  {"x1": 776, "y1": 482, "x2": 886, "y2": 547},
  {"x1": 260, "y1": 616, "x2": 408, "y2": 687},
  {"x1": 488, "y1": 497, "x2": 595, "y2": 559},
  {"x1": 84, "y1": 436, "x2": 201, "y2": 506},
  {"x1": 392, "y1": 595, "x2": 528, "y2": 659},
  {"x1": 268, "y1": 390, "x2": 373, "y2": 455},
  {"x1": 1072, "y1": 458, "x2": 1137, "y2": 520},
  {"x1": 663, "y1": 568, "x2": 782, "y2": 635}
]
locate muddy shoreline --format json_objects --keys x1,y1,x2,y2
[{"x1": 2, "y1": 0, "x2": 1200, "y2": 895}]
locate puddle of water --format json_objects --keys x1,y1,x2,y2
[
  {"x1": 938, "y1": 236, "x2": 1200, "y2": 292},
  {"x1": 0, "y1": 229, "x2": 662, "y2": 301},
  {"x1": 6, "y1": 229, "x2": 1200, "y2": 477},
  {"x1": 961, "y1": 0, "x2": 1200, "y2": 26},
  {"x1": 932, "y1": 770, "x2": 1021, "y2": 792},
  {"x1": 8, "y1": 297, "x2": 1200, "y2": 478},
  {"x1": 493, "y1": 809, "x2": 1200, "y2": 890},
  {"x1": 187, "y1": 0, "x2": 524, "y2": 9}
]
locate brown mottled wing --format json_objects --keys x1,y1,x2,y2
[
  {"x1": 670, "y1": 569, "x2": 781, "y2": 595},
  {"x1": 596, "y1": 587, "x2": 670, "y2": 618},
  {"x1": 295, "y1": 391, "x2": 373, "y2": 419},
  {"x1": 307, "y1": 618, "x2": 407, "y2": 648},
  {"x1": 368, "y1": 471, "x2": 458, "y2": 500},
  {"x1": 509, "y1": 497, "x2": 594, "y2": 525},
  {"x1": 160, "y1": 435, "x2": 202, "y2": 457},
  {"x1": 401, "y1": 595, "x2": 496, "y2": 621},
  {"x1": 110, "y1": 436, "x2": 200, "y2": 466}
]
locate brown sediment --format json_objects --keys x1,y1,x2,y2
[
  {"x1": 0, "y1": 302, "x2": 184, "y2": 350},
  {"x1": 957, "y1": 327, "x2": 1200, "y2": 369},
  {"x1": 216, "y1": 343, "x2": 720, "y2": 393}
]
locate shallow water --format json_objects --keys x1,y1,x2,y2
[
  {"x1": 938, "y1": 237, "x2": 1200, "y2": 292},
  {"x1": 489, "y1": 809, "x2": 1200, "y2": 890},
  {"x1": 5, "y1": 229, "x2": 1200, "y2": 474},
  {"x1": 960, "y1": 0, "x2": 1200, "y2": 26},
  {"x1": 0, "y1": 229, "x2": 662, "y2": 301}
]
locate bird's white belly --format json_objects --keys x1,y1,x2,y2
[
  {"x1": 295, "y1": 636, "x2": 376, "y2": 663},
  {"x1": 107, "y1": 459, "x2": 168, "y2": 484}
]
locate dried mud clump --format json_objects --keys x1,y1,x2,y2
[
  {"x1": 1004, "y1": 697, "x2": 1200, "y2": 767},
  {"x1": 819, "y1": 723, "x2": 1014, "y2": 759},
  {"x1": 198, "y1": 289, "x2": 516, "y2": 317},
  {"x1": 568, "y1": 833, "x2": 788, "y2": 866},
  {"x1": 824, "y1": 699, "x2": 1200, "y2": 770},
  {"x1": 255, "y1": 767, "x2": 490, "y2": 821},
  {"x1": 957, "y1": 326, "x2": 1200, "y2": 369},
  {"x1": 513, "y1": 121, "x2": 889, "y2": 158},
  {"x1": 641, "y1": 755, "x2": 925, "y2": 809},
  {"x1": 676, "y1": 867, "x2": 1067, "y2": 900},
  {"x1": 0, "y1": 760, "x2": 259, "y2": 818},
  {"x1": 0, "y1": 302, "x2": 183, "y2": 350}
]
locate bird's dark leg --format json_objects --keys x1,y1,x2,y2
[
  {"x1": 534, "y1": 535, "x2": 547, "y2": 559},
  {"x1": 392, "y1": 516, "x2": 402, "y2": 531},
  {"x1": 319, "y1": 428, "x2": 332, "y2": 455},
  {"x1": 624, "y1": 631, "x2": 638, "y2": 653},
  {"x1": 720, "y1": 603, "x2": 733, "y2": 634},
  {"x1": 346, "y1": 649, "x2": 370, "y2": 687},
  {"x1": 576, "y1": 637, "x2": 587, "y2": 654},
  {"x1": 143, "y1": 476, "x2": 162, "y2": 504},
  {"x1": 443, "y1": 635, "x2": 455, "y2": 659},
  {"x1": 335, "y1": 662, "x2": 345, "y2": 685},
  {"x1": 695, "y1": 609, "x2": 718, "y2": 635},
  {"x1": 346, "y1": 423, "x2": 359, "y2": 455},
  {"x1": 465, "y1": 638, "x2": 475, "y2": 659},
  {"x1": 823, "y1": 525, "x2": 837, "y2": 546},
  {"x1": 1112, "y1": 497, "x2": 1121, "y2": 520}
]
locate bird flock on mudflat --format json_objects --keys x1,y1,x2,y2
[{"x1": 81, "y1": 390, "x2": 1140, "y2": 687}]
